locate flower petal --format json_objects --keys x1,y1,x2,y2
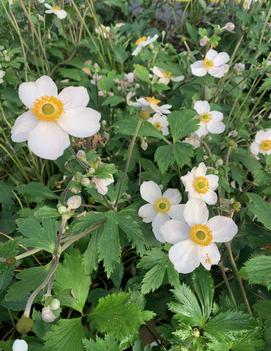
[
  {"x1": 168, "y1": 204, "x2": 186, "y2": 221},
  {"x1": 250, "y1": 142, "x2": 259, "y2": 156},
  {"x1": 58, "y1": 87, "x2": 90, "y2": 109},
  {"x1": 169, "y1": 240, "x2": 200, "y2": 274},
  {"x1": 28, "y1": 122, "x2": 70, "y2": 160},
  {"x1": 208, "y1": 216, "x2": 238, "y2": 242},
  {"x1": 206, "y1": 175, "x2": 219, "y2": 190},
  {"x1": 201, "y1": 191, "x2": 217, "y2": 205},
  {"x1": 191, "y1": 61, "x2": 207, "y2": 77},
  {"x1": 58, "y1": 107, "x2": 101, "y2": 138},
  {"x1": 208, "y1": 65, "x2": 229, "y2": 78},
  {"x1": 195, "y1": 124, "x2": 208, "y2": 137},
  {"x1": 199, "y1": 243, "x2": 221, "y2": 270},
  {"x1": 11, "y1": 111, "x2": 38, "y2": 142},
  {"x1": 194, "y1": 100, "x2": 210, "y2": 114},
  {"x1": 183, "y1": 199, "x2": 209, "y2": 225},
  {"x1": 140, "y1": 181, "x2": 162, "y2": 204},
  {"x1": 162, "y1": 188, "x2": 181, "y2": 204},
  {"x1": 161, "y1": 219, "x2": 189, "y2": 244},
  {"x1": 138, "y1": 204, "x2": 156, "y2": 223},
  {"x1": 152, "y1": 213, "x2": 169, "y2": 243},
  {"x1": 207, "y1": 120, "x2": 225, "y2": 134},
  {"x1": 205, "y1": 49, "x2": 218, "y2": 60},
  {"x1": 210, "y1": 111, "x2": 223, "y2": 122},
  {"x1": 213, "y1": 52, "x2": 230, "y2": 66},
  {"x1": 195, "y1": 162, "x2": 207, "y2": 177}
]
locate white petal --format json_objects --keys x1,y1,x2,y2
[
  {"x1": 162, "y1": 188, "x2": 181, "y2": 204},
  {"x1": 169, "y1": 240, "x2": 200, "y2": 274},
  {"x1": 255, "y1": 130, "x2": 270, "y2": 143},
  {"x1": 160, "y1": 219, "x2": 189, "y2": 244},
  {"x1": 199, "y1": 243, "x2": 221, "y2": 270},
  {"x1": 168, "y1": 204, "x2": 186, "y2": 221},
  {"x1": 138, "y1": 204, "x2": 156, "y2": 223},
  {"x1": 207, "y1": 120, "x2": 225, "y2": 134},
  {"x1": 19, "y1": 76, "x2": 57, "y2": 109},
  {"x1": 171, "y1": 75, "x2": 184, "y2": 82},
  {"x1": 213, "y1": 52, "x2": 230, "y2": 66},
  {"x1": 195, "y1": 124, "x2": 208, "y2": 137},
  {"x1": 195, "y1": 162, "x2": 207, "y2": 177},
  {"x1": 12, "y1": 339, "x2": 28, "y2": 351},
  {"x1": 206, "y1": 174, "x2": 219, "y2": 190},
  {"x1": 28, "y1": 122, "x2": 70, "y2": 160},
  {"x1": 11, "y1": 111, "x2": 38, "y2": 142},
  {"x1": 183, "y1": 199, "x2": 209, "y2": 226},
  {"x1": 93, "y1": 177, "x2": 113, "y2": 195},
  {"x1": 58, "y1": 107, "x2": 101, "y2": 138},
  {"x1": 250, "y1": 142, "x2": 259, "y2": 156},
  {"x1": 194, "y1": 100, "x2": 210, "y2": 114},
  {"x1": 208, "y1": 65, "x2": 229, "y2": 78},
  {"x1": 210, "y1": 111, "x2": 223, "y2": 122},
  {"x1": 58, "y1": 87, "x2": 89, "y2": 109},
  {"x1": 152, "y1": 213, "x2": 169, "y2": 242},
  {"x1": 201, "y1": 191, "x2": 217, "y2": 205},
  {"x1": 152, "y1": 66, "x2": 164, "y2": 78},
  {"x1": 208, "y1": 216, "x2": 238, "y2": 243},
  {"x1": 56, "y1": 10, "x2": 67, "y2": 19},
  {"x1": 140, "y1": 181, "x2": 162, "y2": 204},
  {"x1": 191, "y1": 61, "x2": 207, "y2": 77},
  {"x1": 205, "y1": 49, "x2": 218, "y2": 60},
  {"x1": 181, "y1": 172, "x2": 193, "y2": 189}
]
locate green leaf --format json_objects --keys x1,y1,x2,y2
[
  {"x1": 43, "y1": 318, "x2": 85, "y2": 351},
  {"x1": 168, "y1": 110, "x2": 199, "y2": 142},
  {"x1": 114, "y1": 118, "x2": 165, "y2": 140},
  {"x1": 34, "y1": 206, "x2": 60, "y2": 219},
  {"x1": 83, "y1": 229, "x2": 101, "y2": 274},
  {"x1": 247, "y1": 193, "x2": 271, "y2": 230},
  {"x1": 102, "y1": 95, "x2": 125, "y2": 107},
  {"x1": 154, "y1": 143, "x2": 194, "y2": 173},
  {"x1": 16, "y1": 182, "x2": 58, "y2": 203},
  {"x1": 98, "y1": 211, "x2": 121, "y2": 277},
  {"x1": 89, "y1": 292, "x2": 155, "y2": 340},
  {"x1": 16, "y1": 218, "x2": 58, "y2": 253},
  {"x1": 83, "y1": 335, "x2": 123, "y2": 351},
  {"x1": 54, "y1": 250, "x2": 90, "y2": 313},
  {"x1": 134, "y1": 64, "x2": 150, "y2": 83},
  {"x1": 169, "y1": 284, "x2": 205, "y2": 327},
  {"x1": 98, "y1": 71, "x2": 116, "y2": 91},
  {"x1": 240, "y1": 255, "x2": 271, "y2": 289}
]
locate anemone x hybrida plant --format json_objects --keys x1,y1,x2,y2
[
  {"x1": 11, "y1": 76, "x2": 101, "y2": 160},
  {"x1": 132, "y1": 34, "x2": 159, "y2": 56},
  {"x1": 191, "y1": 49, "x2": 230, "y2": 78},
  {"x1": 250, "y1": 129, "x2": 271, "y2": 158}
]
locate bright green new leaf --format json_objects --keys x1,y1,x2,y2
[
  {"x1": 247, "y1": 193, "x2": 271, "y2": 230},
  {"x1": 83, "y1": 335, "x2": 124, "y2": 351},
  {"x1": 134, "y1": 64, "x2": 150, "y2": 83},
  {"x1": 168, "y1": 110, "x2": 199, "y2": 143},
  {"x1": 241, "y1": 255, "x2": 271, "y2": 289}
]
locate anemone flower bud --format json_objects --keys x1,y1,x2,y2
[{"x1": 67, "y1": 195, "x2": 82, "y2": 210}]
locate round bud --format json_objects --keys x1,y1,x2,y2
[
  {"x1": 81, "y1": 177, "x2": 90, "y2": 186},
  {"x1": 224, "y1": 22, "x2": 235, "y2": 32},
  {"x1": 16, "y1": 316, "x2": 33, "y2": 334},
  {"x1": 199, "y1": 36, "x2": 209, "y2": 47},
  {"x1": 12, "y1": 339, "x2": 28, "y2": 351},
  {"x1": 58, "y1": 205, "x2": 68, "y2": 215},
  {"x1": 50, "y1": 298, "x2": 60, "y2": 311},
  {"x1": 67, "y1": 195, "x2": 82, "y2": 210},
  {"x1": 41, "y1": 307, "x2": 56, "y2": 323},
  {"x1": 76, "y1": 150, "x2": 86, "y2": 159},
  {"x1": 192, "y1": 328, "x2": 200, "y2": 338},
  {"x1": 5, "y1": 256, "x2": 16, "y2": 266}
]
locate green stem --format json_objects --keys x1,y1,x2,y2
[{"x1": 218, "y1": 262, "x2": 237, "y2": 307}]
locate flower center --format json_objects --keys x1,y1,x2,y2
[
  {"x1": 203, "y1": 58, "x2": 214, "y2": 69},
  {"x1": 52, "y1": 6, "x2": 61, "y2": 11},
  {"x1": 135, "y1": 36, "x2": 147, "y2": 46},
  {"x1": 154, "y1": 122, "x2": 162, "y2": 130},
  {"x1": 145, "y1": 96, "x2": 160, "y2": 105},
  {"x1": 139, "y1": 111, "x2": 151, "y2": 119},
  {"x1": 259, "y1": 139, "x2": 271, "y2": 151},
  {"x1": 154, "y1": 197, "x2": 171, "y2": 213},
  {"x1": 193, "y1": 176, "x2": 209, "y2": 194},
  {"x1": 190, "y1": 224, "x2": 213, "y2": 246},
  {"x1": 200, "y1": 112, "x2": 212, "y2": 123},
  {"x1": 32, "y1": 96, "x2": 63, "y2": 121},
  {"x1": 162, "y1": 70, "x2": 172, "y2": 78}
]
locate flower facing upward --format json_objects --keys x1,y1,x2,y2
[
  {"x1": 250, "y1": 129, "x2": 271, "y2": 157},
  {"x1": 138, "y1": 181, "x2": 184, "y2": 242},
  {"x1": 132, "y1": 34, "x2": 159, "y2": 56},
  {"x1": 148, "y1": 113, "x2": 169, "y2": 136},
  {"x1": 181, "y1": 162, "x2": 219, "y2": 205},
  {"x1": 45, "y1": 4, "x2": 67, "y2": 19},
  {"x1": 193, "y1": 100, "x2": 225, "y2": 137},
  {"x1": 11, "y1": 75, "x2": 101, "y2": 160},
  {"x1": 191, "y1": 49, "x2": 230, "y2": 78},
  {"x1": 12, "y1": 340, "x2": 28, "y2": 351},
  {"x1": 151, "y1": 66, "x2": 184, "y2": 85},
  {"x1": 127, "y1": 93, "x2": 172, "y2": 116},
  {"x1": 160, "y1": 199, "x2": 238, "y2": 273}
]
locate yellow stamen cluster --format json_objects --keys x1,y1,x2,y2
[
  {"x1": 135, "y1": 36, "x2": 147, "y2": 46},
  {"x1": 154, "y1": 197, "x2": 171, "y2": 213},
  {"x1": 259, "y1": 139, "x2": 271, "y2": 151},
  {"x1": 162, "y1": 70, "x2": 172, "y2": 78},
  {"x1": 203, "y1": 58, "x2": 214, "y2": 69},
  {"x1": 190, "y1": 224, "x2": 213, "y2": 246},
  {"x1": 154, "y1": 122, "x2": 162, "y2": 130},
  {"x1": 200, "y1": 112, "x2": 212, "y2": 123},
  {"x1": 193, "y1": 176, "x2": 209, "y2": 194},
  {"x1": 145, "y1": 96, "x2": 160, "y2": 105},
  {"x1": 139, "y1": 111, "x2": 151, "y2": 120},
  {"x1": 32, "y1": 96, "x2": 63, "y2": 122},
  {"x1": 52, "y1": 6, "x2": 61, "y2": 11}
]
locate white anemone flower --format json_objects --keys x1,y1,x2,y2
[
  {"x1": 132, "y1": 34, "x2": 159, "y2": 56},
  {"x1": 191, "y1": 49, "x2": 230, "y2": 78},
  {"x1": 12, "y1": 340, "x2": 28, "y2": 351},
  {"x1": 11, "y1": 75, "x2": 101, "y2": 160},
  {"x1": 93, "y1": 175, "x2": 114, "y2": 195},
  {"x1": 138, "y1": 181, "x2": 184, "y2": 242},
  {"x1": 45, "y1": 4, "x2": 67, "y2": 19},
  {"x1": 161, "y1": 199, "x2": 238, "y2": 273},
  {"x1": 148, "y1": 113, "x2": 169, "y2": 136},
  {"x1": 181, "y1": 162, "x2": 219, "y2": 205},
  {"x1": 151, "y1": 66, "x2": 184, "y2": 85},
  {"x1": 127, "y1": 94, "x2": 171, "y2": 116},
  {"x1": 250, "y1": 129, "x2": 271, "y2": 157},
  {"x1": 193, "y1": 100, "x2": 225, "y2": 137}
]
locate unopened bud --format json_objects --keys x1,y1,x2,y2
[
  {"x1": 234, "y1": 62, "x2": 245, "y2": 73},
  {"x1": 192, "y1": 328, "x2": 200, "y2": 338},
  {"x1": 141, "y1": 138, "x2": 148, "y2": 151},
  {"x1": 67, "y1": 195, "x2": 82, "y2": 210},
  {"x1": 199, "y1": 36, "x2": 209, "y2": 47},
  {"x1": 12, "y1": 339, "x2": 28, "y2": 351},
  {"x1": 81, "y1": 176, "x2": 90, "y2": 186},
  {"x1": 5, "y1": 256, "x2": 16, "y2": 266},
  {"x1": 50, "y1": 298, "x2": 60, "y2": 311},
  {"x1": 58, "y1": 205, "x2": 68, "y2": 215},
  {"x1": 16, "y1": 316, "x2": 33, "y2": 334},
  {"x1": 41, "y1": 307, "x2": 57, "y2": 323},
  {"x1": 76, "y1": 150, "x2": 85, "y2": 159},
  {"x1": 224, "y1": 22, "x2": 235, "y2": 32}
]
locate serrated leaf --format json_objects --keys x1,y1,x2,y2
[
  {"x1": 16, "y1": 182, "x2": 58, "y2": 203},
  {"x1": 16, "y1": 218, "x2": 58, "y2": 253},
  {"x1": 83, "y1": 335, "x2": 123, "y2": 351},
  {"x1": 241, "y1": 255, "x2": 271, "y2": 289},
  {"x1": 134, "y1": 64, "x2": 150, "y2": 83},
  {"x1": 54, "y1": 250, "x2": 90, "y2": 313},
  {"x1": 247, "y1": 193, "x2": 271, "y2": 230},
  {"x1": 83, "y1": 229, "x2": 101, "y2": 274},
  {"x1": 102, "y1": 95, "x2": 125, "y2": 107},
  {"x1": 114, "y1": 118, "x2": 165, "y2": 140},
  {"x1": 34, "y1": 206, "x2": 60, "y2": 219},
  {"x1": 43, "y1": 318, "x2": 84, "y2": 351},
  {"x1": 168, "y1": 110, "x2": 199, "y2": 142},
  {"x1": 89, "y1": 292, "x2": 155, "y2": 340}
]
